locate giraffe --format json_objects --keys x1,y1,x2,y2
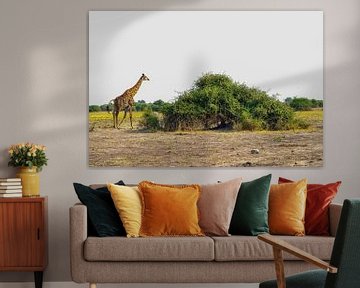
[{"x1": 110, "y1": 73, "x2": 150, "y2": 129}]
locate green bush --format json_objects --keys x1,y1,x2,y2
[
  {"x1": 134, "y1": 100, "x2": 149, "y2": 111},
  {"x1": 151, "y1": 99, "x2": 166, "y2": 112},
  {"x1": 285, "y1": 97, "x2": 323, "y2": 111},
  {"x1": 139, "y1": 110, "x2": 161, "y2": 132},
  {"x1": 162, "y1": 73, "x2": 294, "y2": 131},
  {"x1": 134, "y1": 100, "x2": 166, "y2": 112},
  {"x1": 89, "y1": 105, "x2": 101, "y2": 112},
  {"x1": 233, "y1": 112, "x2": 264, "y2": 131},
  {"x1": 100, "y1": 104, "x2": 111, "y2": 111},
  {"x1": 289, "y1": 118, "x2": 311, "y2": 129}
]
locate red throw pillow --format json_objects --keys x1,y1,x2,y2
[{"x1": 278, "y1": 177, "x2": 341, "y2": 236}]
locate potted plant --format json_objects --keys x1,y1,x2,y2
[{"x1": 8, "y1": 143, "x2": 48, "y2": 197}]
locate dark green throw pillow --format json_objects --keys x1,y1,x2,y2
[
  {"x1": 229, "y1": 174, "x2": 272, "y2": 236},
  {"x1": 73, "y1": 181, "x2": 126, "y2": 237}
]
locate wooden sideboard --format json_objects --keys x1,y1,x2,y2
[{"x1": 0, "y1": 197, "x2": 48, "y2": 288}]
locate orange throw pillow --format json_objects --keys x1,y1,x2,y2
[
  {"x1": 278, "y1": 177, "x2": 341, "y2": 236},
  {"x1": 269, "y1": 179, "x2": 307, "y2": 236},
  {"x1": 138, "y1": 181, "x2": 204, "y2": 237}
]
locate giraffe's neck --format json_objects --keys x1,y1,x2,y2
[{"x1": 128, "y1": 78, "x2": 143, "y2": 98}]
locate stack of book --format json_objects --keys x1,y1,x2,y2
[{"x1": 0, "y1": 178, "x2": 22, "y2": 197}]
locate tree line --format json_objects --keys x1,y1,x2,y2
[
  {"x1": 89, "y1": 100, "x2": 166, "y2": 113},
  {"x1": 89, "y1": 73, "x2": 322, "y2": 131},
  {"x1": 89, "y1": 96, "x2": 322, "y2": 114},
  {"x1": 285, "y1": 97, "x2": 323, "y2": 111}
]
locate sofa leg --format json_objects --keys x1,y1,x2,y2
[{"x1": 89, "y1": 283, "x2": 96, "y2": 288}]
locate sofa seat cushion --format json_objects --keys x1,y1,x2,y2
[
  {"x1": 84, "y1": 236, "x2": 214, "y2": 261},
  {"x1": 212, "y1": 236, "x2": 334, "y2": 261}
]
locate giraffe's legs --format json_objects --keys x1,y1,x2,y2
[
  {"x1": 118, "y1": 110, "x2": 127, "y2": 129},
  {"x1": 129, "y1": 106, "x2": 133, "y2": 129},
  {"x1": 114, "y1": 110, "x2": 120, "y2": 129}
]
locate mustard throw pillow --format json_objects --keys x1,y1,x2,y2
[
  {"x1": 269, "y1": 179, "x2": 307, "y2": 236},
  {"x1": 138, "y1": 181, "x2": 204, "y2": 237},
  {"x1": 107, "y1": 183, "x2": 142, "y2": 238}
]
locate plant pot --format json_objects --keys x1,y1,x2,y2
[{"x1": 16, "y1": 167, "x2": 40, "y2": 197}]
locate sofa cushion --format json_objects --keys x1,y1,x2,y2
[
  {"x1": 212, "y1": 236, "x2": 334, "y2": 261},
  {"x1": 84, "y1": 236, "x2": 214, "y2": 261}
]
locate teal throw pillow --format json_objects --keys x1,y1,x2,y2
[{"x1": 229, "y1": 174, "x2": 272, "y2": 236}]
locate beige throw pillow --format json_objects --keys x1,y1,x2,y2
[{"x1": 198, "y1": 178, "x2": 242, "y2": 236}]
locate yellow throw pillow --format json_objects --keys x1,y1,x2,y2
[
  {"x1": 107, "y1": 183, "x2": 142, "y2": 238},
  {"x1": 269, "y1": 179, "x2": 307, "y2": 236},
  {"x1": 138, "y1": 181, "x2": 204, "y2": 237}
]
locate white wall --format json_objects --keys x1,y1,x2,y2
[{"x1": 0, "y1": 0, "x2": 359, "y2": 283}]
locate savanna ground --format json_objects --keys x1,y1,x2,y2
[{"x1": 88, "y1": 110, "x2": 323, "y2": 167}]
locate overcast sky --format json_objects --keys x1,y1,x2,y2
[{"x1": 89, "y1": 11, "x2": 323, "y2": 105}]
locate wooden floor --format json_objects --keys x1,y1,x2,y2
[{"x1": 0, "y1": 283, "x2": 259, "y2": 288}]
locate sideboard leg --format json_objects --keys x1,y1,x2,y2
[
  {"x1": 90, "y1": 283, "x2": 97, "y2": 288},
  {"x1": 34, "y1": 271, "x2": 43, "y2": 288}
]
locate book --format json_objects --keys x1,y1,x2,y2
[
  {"x1": 0, "y1": 193, "x2": 22, "y2": 198},
  {"x1": 0, "y1": 178, "x2": 21, "y2": 182},
  {"x1": 0, "y1": 189, "x2": 22, "y2": 193},
  {"x1": 0, "y1": 186, "x2": 22, "y2": 190},
  {"x1": 0, "y1": 182, "x2": 22, "y2": 186}
]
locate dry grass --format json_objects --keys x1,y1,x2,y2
[
  {"x1": 88, "y1": 110, "x2": 323, "y2": 167},
  {"x1": 294, "y1": 110, "x2": 323, "y2": 129},
  {"x1": 89, "y1": 111, "x2": 143, "y2": 129}
]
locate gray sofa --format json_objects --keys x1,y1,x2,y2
[{"x1": 70, "y1": 202, "x2": 342, "y2": 288}]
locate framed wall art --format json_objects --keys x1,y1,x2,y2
[{"x1": 89, "y1": 11, "x2": 323, "y2": 167}]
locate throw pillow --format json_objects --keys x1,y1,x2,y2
[
  {"x1": 73, "y1": 181, "x2": 126, "y2": 237},
  {"x1": 279, "y1": 177, "x2": 341, "y2": 236},
  {"x1": 229, "y1": 174, "x2": 272, "y2": 236},
  {"x1": 198, "y1": 178, "x2": 242, "y2": 236},
  {"x1": 138, "y1": 181, "x2": 203, "y2": 237},
  {"x1": 107, "y1": 184, "x2": 142, "y2": 238},
  {"x1": 269, "y1": 179, "x2": 307, "y2": 236}
]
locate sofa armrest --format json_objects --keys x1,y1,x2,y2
[
  {"x1": 69, "y1": 203, "x2": 88, "y2": 283},
  {"x1": 329, "y1": 203, "x2": 342, "y2": 237}
]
